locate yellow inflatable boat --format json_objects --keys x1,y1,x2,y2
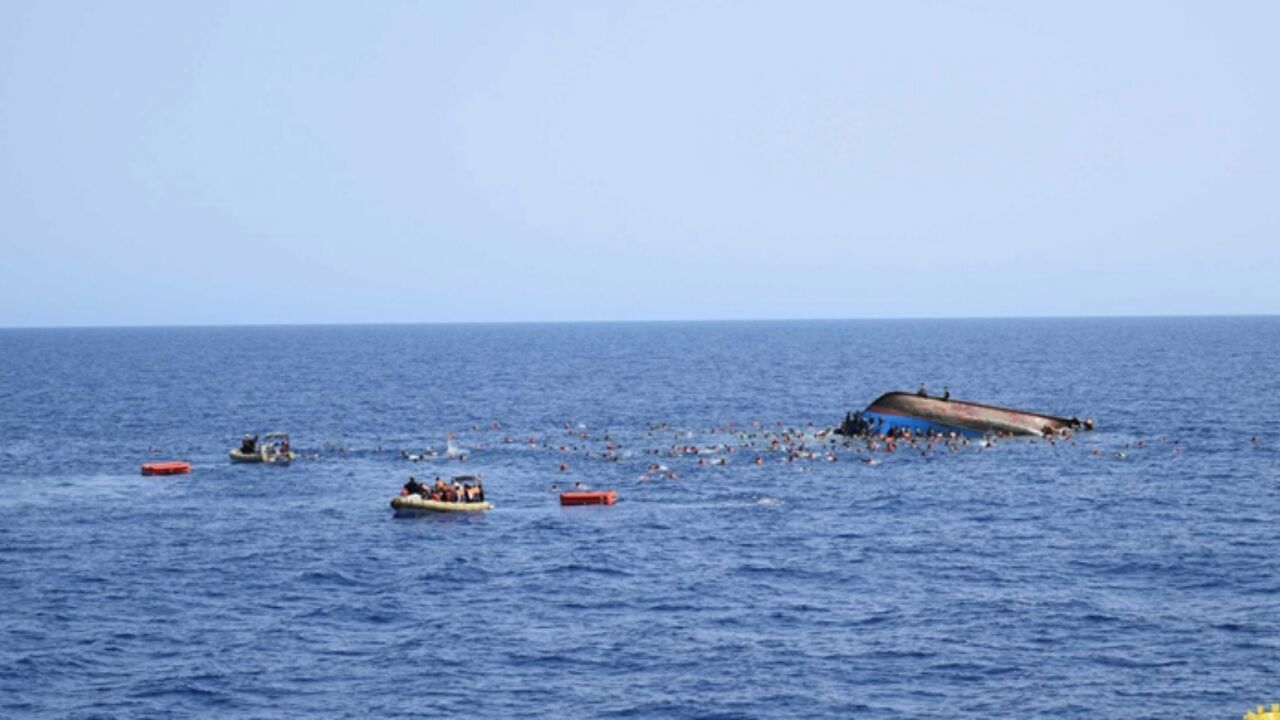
[{"x1": 390, "y1": 495, "x2": 493, "y2": 513}]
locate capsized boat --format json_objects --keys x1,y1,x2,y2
[
  {"x1": 390, "y1": 495, "x2": 493, "y2": 514},
  {"x1": 839, "y1": 391, "x2": 1089, "y2": 437},
  {"x1": 229, "y1": 431, "x2": 297, "y2": 464}
]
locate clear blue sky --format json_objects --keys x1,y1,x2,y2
[{"x1": 1, "y1": 1, "x2": 1276, "y2": 327}]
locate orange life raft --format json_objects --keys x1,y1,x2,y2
[
  {"x1": 559, "y1": 490, "x2": 617, "y2": 506},
  {"x1": 141, "y1": 461, "x2": 191, "y2": 476}
]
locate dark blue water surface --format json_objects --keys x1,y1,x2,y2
[{"x1": 2, "y1": 319, "x2": 1278, "y2": 718}]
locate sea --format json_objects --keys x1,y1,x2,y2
[{"x1": 1, "y1": 318, "x2": 1277, "y2": 719}]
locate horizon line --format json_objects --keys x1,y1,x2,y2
[{"x1": 1, "y1": 311, "x2": 1276, "y2": 331}]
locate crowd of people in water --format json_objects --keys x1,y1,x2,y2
[
  {"x1": 236, "y1": 409, "x2": 1209, "y2": 504},
  {"x1": 365, "y1": 413, "x2": 1206, "y2": 495},
  {"x1": 191, "y1": 408, "x2": 1234, "y2": 505},
  {"x1": 133, "y1": 394, "x2": 1252, "y2": 506},
  {"x1": 400, "y1": 475, "x2": 485, "y2": 503},
  {"x1": 378, "y1": 409, "x2": 1165, "y2": 482},
  {"x1": 198, "y1": 392, "x2": 1230, "y2": 500}
]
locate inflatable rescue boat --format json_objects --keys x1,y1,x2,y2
[{"x1": 391, "y1": 495, "x2": 493, "y2": 514}]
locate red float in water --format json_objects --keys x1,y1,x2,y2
[
  {"x1": 141, "y1": 461, "x2": 191, "y2": 476},
  {"x1": 559, "y1": 490, "x2": 617, "y2": 506}
]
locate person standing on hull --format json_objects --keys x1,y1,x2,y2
[{"x1": 917, "y1": 383, "x2": 928, "y2": 397}]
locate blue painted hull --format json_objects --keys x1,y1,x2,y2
[{"x1": 860, "y1": 411, "x2": 984, "y2": 438}]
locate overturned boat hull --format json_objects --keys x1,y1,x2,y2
[{"x1": 858, "y1": 392, "x2": 1078, "y2": 437}]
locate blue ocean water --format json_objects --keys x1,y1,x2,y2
[{"x1": 1, "y1": 318, "x2": 1277, "y2": 718}]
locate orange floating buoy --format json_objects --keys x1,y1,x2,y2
[
  {"x1": 559, "y1": 490, "x2": 617, "y2": 506},
  {"x1": 141, "y1": 461, "x2": 191, "y2": 476}
]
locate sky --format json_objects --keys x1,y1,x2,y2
[{"x1": 0, "y1": 1, "x2": 1277, "y2": 327}]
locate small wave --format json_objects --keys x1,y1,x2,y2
[
  {"x1": 1080, "y1": 612, "x2": 1121, "y2": 624},
  {"x1": 866, "y1": 648, "x2": 937, "y2": 660},
  {"x1": 545, "y1": 562, "x2": 633, "y2": 578},
  {"x1": 297, "y1": 569, "x2": 361, "y2": 587},
  {"x1": 127, "y1": 680, "x2": 232, "y2": 701},
  {"x1": 557, "y1": 598, "x2": 630, "y2": 612},
  {"x1": 644, "y1": 602, "x2": 700, "y2": 612},
  {"x1": 734, "y1": 564, "x2": 813, "y2": 581},
  {"x1": 849, "y1": 610, "x2": 900, "y2": 627},
  {"x1": 1093, "y1": 654, "x2": 1188, "y2": 669}
]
